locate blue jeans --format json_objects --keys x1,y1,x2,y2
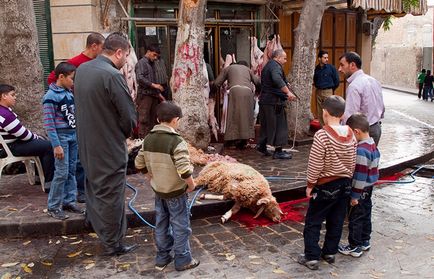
[
  {"x1": 47, "y1": 131, "x2": 78, "y2": 210},
  {"x1": 303, "y1": 178, "x2": 351, "y2": 260},
  {"x1": 348, "y1": 186, "x2": 373, "y2": 247},
  {"x1": 154, "y1": 193, "x2": 192, "y2": 269}
]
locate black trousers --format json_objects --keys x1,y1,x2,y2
[
  {"x1": 258, "y1": 103, "x2": 288, "y2": 148},
  {"x1": 9, "y1": 138, "x2": 54, "y2": 182},
  {"x1": 303, "y1": 178, "x2": 351, "y2": 260},
  {"x1": 348, "y1": 187, "x2": 373, "y2": 247},
  {"x1": 418, "y1": 83, "x2": 423, "y2": 99}
]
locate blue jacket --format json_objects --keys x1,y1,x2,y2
[
  {"x1": 43, "y1": 83, "x2": 76, "y2": 147},
  {"x1": 313, "y1": 63, "x2": 340, "y2": 90}
]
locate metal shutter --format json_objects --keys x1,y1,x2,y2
[{"x1": 33, "y1": 0, "x2": 54, "y2": 90}]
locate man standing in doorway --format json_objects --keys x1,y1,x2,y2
[
  {"x1": 74, "y1": 33, "x2": 138, "y2": 256},
  {"x1": 47, "y1": 32, "x2": 105, "y2": 203},
  {"x1": 313, "y1": 50, "x2": 340, "y2": 126},
  {"x1": 257, "y1": 49, "x2": 296, "y2": 159},
  {"x1": 135, "y1": 45, "x2": 165, "y2": 138},
  {"x1": 339, "y1": 52, "x2": 385, "y2": 146}
]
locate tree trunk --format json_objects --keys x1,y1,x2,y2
[
  {"x1": 287, "y1": 0, "x2": 327, "y2": 139},
  {"x1": 170, "y1": 0, "x2": 210, "y2": 150},
  {"x1": 0, "y1": 0, "x2": 44, "y2": 134}
]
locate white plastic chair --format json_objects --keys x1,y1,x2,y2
[{"x1": 0, "y1": 134, "x2": 45, "y2": 191}]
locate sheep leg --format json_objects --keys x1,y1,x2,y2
[
  {"x1": 221, "y1": 202, "x2": 241, "y2": 224},
  {"x1": 199, "y1": 193, "x2": 224, "y2": 200}
]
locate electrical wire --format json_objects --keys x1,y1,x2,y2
[
  {"x1": 376, "y1": 165, "x2": 433, "y2": 185},
  {"x1": 125, "y1": 182, "x2": 205, "y2": 229}
]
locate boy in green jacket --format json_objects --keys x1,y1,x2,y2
[{"x1": 135, "y1": 101, "x2": 199, "y2": 272}]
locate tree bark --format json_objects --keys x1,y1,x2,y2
[
  {"x1": 287, "y1": 0, "x2": 327, "y2": 139},
  {"x1": 0, "y1": 0, "x2": 44, "y2": 134},
  {"x1": 170, "y1": 0, "x2": 210, "y2": 150}
]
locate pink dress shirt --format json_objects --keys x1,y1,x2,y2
[{"x1": 343, "y1": 69, "x2": 385, "y2": 125}]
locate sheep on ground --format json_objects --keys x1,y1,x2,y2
[{"x1": 195, "y1": 161, "x2": 282, "y2": 223}]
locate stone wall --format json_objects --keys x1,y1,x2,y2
[
  {"x1": 50, "y1": 0, "x2": 128, "y2": 65},
  {"x1": 371, "y1": 7, "x2": 433, "y2": 89},
  {"x1": 371, "y1": 46, "x2": 422, "y2": 88}
]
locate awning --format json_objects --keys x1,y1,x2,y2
[
  {"x1": 281, "y1": 0, "x2": 348, "y2": 14},
  {"x1": 351, "y1": 0, "x2": 428, "y2": 16}
]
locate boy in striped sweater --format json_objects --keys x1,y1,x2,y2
[
  {"x1": 298, "y1": 95, "x2": 357, "y2": 270},
  {"x1": 0, "y1": 84, "x2": 54, "y2": 189},
  {"x1": 43, "y1": 62, "x2": 83, "y2": 220},
  {"x1": 339, "y1": 113, "x2": 380, "y2": 257}
]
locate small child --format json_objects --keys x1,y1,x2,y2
[
  {"x1": 43, "y1": 62, "x2": 83, "y2": 220},
  {"x1": 338, "y1": 113, "x2": 380, "y2": 257},
  {"x1": 135, "y1": 101, "x2": 200, "y2": 272},
  {"x1": 298, "y1": 95, "x2": 357, "y2": 270}
]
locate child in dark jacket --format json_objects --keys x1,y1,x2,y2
[
  {"x1": 339, "y1": 113, "x2": 380, "y2": 257},
  {"x1": 43, "y1": 62, "x2": 83, "y2": 220},
  {"x1": 135, "y1": 101, "x2": 200, "y2": 272}
]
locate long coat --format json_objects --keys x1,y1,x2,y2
[
  {"x1": 214, "y1": 64, "x2": 260, "y2": 141},
  {"x1": 74, "y1": 55, "x2": 137, "y2": 248}
]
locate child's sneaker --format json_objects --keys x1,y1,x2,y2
[
  {"x1": 361, "y1": 240, "x2": 371, "y2": 251},
  {"x1": 47, "y1": 209, "x2": 69, "y2": 220},
  {"x1": 155, "y1": 257, "x2": 173, "y2": 271},
  {"x1": 297, "y1": 254, "x2": 319, "y2": 270},
  {"x1": 175, "y1": 258, "x2": 200, "y2": 271},
  {"x1": 321, "y1": 254, "x2": 335, "y2": 264},
  {"x1": 338, "y1": 244, "x2": 363, "y2": 257}
]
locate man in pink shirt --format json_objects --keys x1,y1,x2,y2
[{"x1": 338, "y1": 52, "x2": 385, "y2": 146}]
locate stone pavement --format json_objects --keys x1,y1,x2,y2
[
  {"x1": 0, "y1": 165, "x2": 433, "y2": 278},
  {"x1": 0, "y1": 89, "x2": 433, "y2": 237}
]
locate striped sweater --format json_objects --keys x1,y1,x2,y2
[
  {"x1": 0, "y1": 105, "x2": 36, "y2": 144},
  {"x1": 135, "y1": 124, "x2": 193, "y2": 198},
  {"x1": 307, "y1": 125, "x2": 357, "y2": 188},
  {"x1": 351, "y1": 137, "x2": 380, "y2": 199},
  {"x1": 42, "y1": 84, "x2": 76, "y2": 147}
]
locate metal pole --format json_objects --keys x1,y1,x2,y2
[{"x1": 120, "y1": 17, "x2": 279, "y2": 23}]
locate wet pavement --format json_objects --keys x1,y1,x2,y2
[
  {"x1": 1, "y1": 88, "x2": 433, "y2": 237},
  {"x1": 0, "y1": 88, "x2": 433, "y2": 278},
  {"x1": 0, "y1": 165, "x2": 433, "y2": 278}
]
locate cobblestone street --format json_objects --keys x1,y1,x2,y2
[{"x1": 1, "y1": 169, "x2": 433, "y2": 279}]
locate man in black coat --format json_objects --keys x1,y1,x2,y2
[{"x1": 257, "y1": 49, "x2": 296, "y2": 159}]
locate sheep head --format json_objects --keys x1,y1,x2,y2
[{"x1": 254, "y1": 197, "x2": 283, "y2": 223}]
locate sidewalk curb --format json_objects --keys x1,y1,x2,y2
[
  {"x1": 383, "y1": 85, "x2": 418, "y2": 95},
  {"x1": 1, "y1": 149, "x2": 432, "y2": 238}
]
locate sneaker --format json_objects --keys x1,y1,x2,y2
[
  {"x1": 361, "y1": 240, "x2": 371, "y2": 251},
  {"x1": 321, "y1": 254, "x2": 335, "y2": 264},
  {"x1": 155, "y1": 257, "x2": 173, "y2": 271},
  {"x1": 297, "y1": 254, "x2": 319, "y2": 270},
  {"x1": 338, "y1": 244, "x2": 363, "y2": 257},
  {"x1": 256, "y1": 145, "x2": 272, "y2": 156},
  {"x1": 272, "y1": 151, "x2": 292, "y2": 160},
  {"x1": 175, "y1": 258, "x2": 200, "y2": 271},
  {"x1": 47, "y1": 209, "x2": 69, "y2": 220},
  {"x1": 77, "y1": 194, "x2": 86, "y2": 203},
  {"x1": 63, "y1": 204, "x2": 85, "y2": 214}
]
